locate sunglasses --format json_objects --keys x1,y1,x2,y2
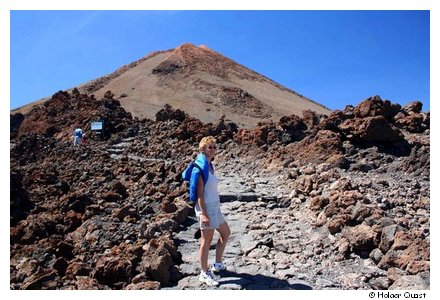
[{"x1": 207, "y1": 145, "x2": 217, "y2": 150}]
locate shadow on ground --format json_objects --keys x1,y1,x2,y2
[{"x1": 218, "y1": 270, "x2": 313, "y2": 290}]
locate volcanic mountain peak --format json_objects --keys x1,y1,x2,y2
[
  {"x1": 172, "y1": 42, "x2": 220, "y2": 59},
  {"x1": 14, "y1": 43, "x2": 331, "y2": 127},
  {"x1": 173, "y1": 42, "x2": 212, "y2": 56},
  {"x1": 198, "y1": 44, "x2": 211, "y2": 50},
  {"x1": 154, "y1": 42, "x2": 236, "y2": 78}
]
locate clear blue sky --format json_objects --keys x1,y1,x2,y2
[{"x1": 10, "y1": 10, "x2": 430, "y2": 111}]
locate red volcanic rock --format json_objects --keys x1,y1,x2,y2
[
  {"x1": 301, "y1": 109, "x2": 323, "y2": 128},
  {"x1": 395, "y1": 112, "x2": 429, "y2": 133},
  {"x1": 378, "y1": 229, "x2": 430, "y2": 272},
  {"x1": 327, "y1": 215, "x2": 351, "y2": 234},
  {"x1": 15, "y1": 89, "x2": 132, "y2": 143},
  {"x1": 235, "y1": 121, "x2": 275, "y2": 146},
  {"x1": 354, "y1": 95, "x2": 401, "y2": 121},
  {"x1": 125, "y1": 281, "x2": 161, "y2": 290},
  {"x1": 403, "y1": 101, "x2": 423, "y2": 114},
  {"x1": 319, "y1": 97, "x2": 428, "y2": 147},
  {"x1": 66, "y1": 262, "x2": 92, "y2": 277},
  {"x1": 63, "y1": 211, "x2": 83, "y2": 232},
  {"x1": 292, "y1": 130, "x2": 344, "y2": 165},
  {"x1": 309, "y1": 195, "x2": 329, "y2": 211},
  {"x1": 21, "y1": 268, "x2": 59, "y2": 290},
  {"x1": 93, "y1": 253, "x2": 133, "y2": 286},
  {"x1": 75, "y1": 276, "x2": 110, "y2": 289},
  {"x1": 339, "y1": 116, "x2": 403, "y2": 143},
  {"x1": 319, "y1": 110, "x2": 347, "y2": 132},
  {"x1": 140, "y1": 218, "x2": 178, "y2": 240},
  {"x1": 113, "y1": 204, "x2": 137, "y2": 221},
  {"x1": 140, "y1": 236, "x2": 182, "y2": 286},
  {"x1": 11, "y1": 213, "x2": 64, "y2": 244},
  {"x1": 406, "y1": 260, "x2": 430, "y2": 275},
  {"x1": 10, "y1": 89, "x2": 430, "y2": 289},
  {"x1": 156, "y1": 104, "x2": 187, "y2": 122},
  {"x1": 342, "y1": 224, "x2": 380, "y2": 252}
]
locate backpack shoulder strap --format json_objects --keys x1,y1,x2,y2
[{"x1": 191, "y1": 162, "x2": 204, "y2": 182}]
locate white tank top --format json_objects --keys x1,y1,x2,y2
[{"x1": 203, "y1": 170, "x2": 220, "y2": 205}]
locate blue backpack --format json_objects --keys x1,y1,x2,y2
[
  {"x1": 181, "y1": 154, "x2": 210, "y2": 203},
  {"x1": 182, "y1": 162, "x2": 204, "y2": 182},
  {"x1": 74, "y1": 128, "x2": 83, "y2": 137}
]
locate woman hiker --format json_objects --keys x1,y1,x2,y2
[{"x1": 192, "y1": 136, "x2": 231, "y2": 286}]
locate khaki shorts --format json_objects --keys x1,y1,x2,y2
[{"x1": 195, "y1": 205, "x2": 226, "y2": 230}]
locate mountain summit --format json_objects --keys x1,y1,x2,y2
[{"x1": 17, "y1": 43, "x2": 331, "y2": 127}]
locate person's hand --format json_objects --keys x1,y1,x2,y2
[{"x1": 201, "y1": 214, "x2": 210, "y2": 226}]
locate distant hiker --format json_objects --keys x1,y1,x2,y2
[
  {"x1": 193, "y1": 136, "x2": 230, "y2": 286},
  {"x1": 73, "y1": 128, "x2": 84, "y2": 146}
]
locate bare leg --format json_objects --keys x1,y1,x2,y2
[
  {"x1": 215, "y1": 222, "x2": 231, "y2": 263},
  {"x1": 200, "y1": 229, "x2": 215, "y2": 272}
]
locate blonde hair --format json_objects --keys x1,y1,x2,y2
[{"x1": 199, "y1": 136, "x2": 217, "y2": 152}]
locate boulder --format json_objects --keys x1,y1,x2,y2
[
  {"x1": 340, "y1": 116, "x2": 403, "y2": 143},
  {"x1": 140, "y1": 236, "x2": 182, "y2": 286},
  {"x1": 354, "y1": 96, "x2": 401, "y2": 121},
  {"x1": 342, "y1": 224, "x2": 380, "y2": 252}
]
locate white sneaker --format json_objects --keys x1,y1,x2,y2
[
  {"x1": 211, "y1": 262, "x2": 227, "y2": 272},
  {"x1": 199, "y1": 270, "x2": 219, "y2": 286}
]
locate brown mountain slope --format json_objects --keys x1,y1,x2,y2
[{"x1": 13, "y1": 43, "x2": 331, "y2": 127}]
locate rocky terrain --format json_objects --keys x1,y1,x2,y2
[{"x1": 10, "y1": 89, "x2": 429, "y2": 290}]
